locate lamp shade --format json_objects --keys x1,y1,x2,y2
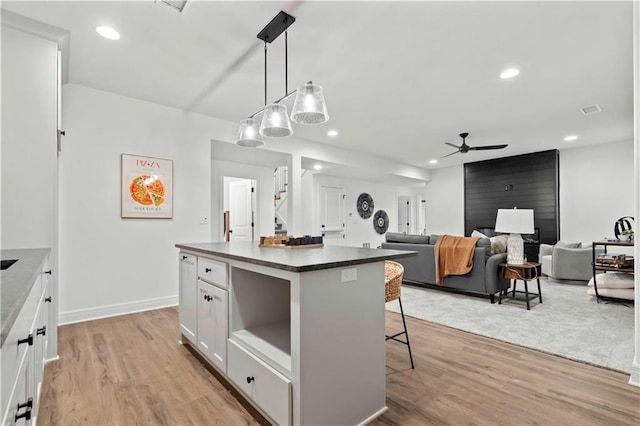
[
  {"x1": 495, "y1": 208, "x2": 534, "y2": 234},
  {"x1": 260, "y1": 103, "x2": 293, "y2": 137},
  {"x1": 291, "y1": 82, "x2": 329, "y2": 124},
  {"x1": 235, "y1": 118, "x2": 265, "y2": 148}
]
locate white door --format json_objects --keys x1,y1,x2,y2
[
  {"x1": 398, "y1": 196, "x2": 411, "y2": 233},
  {"x1": 229, "y1": 180, "x2": 253, "y2": 241},
  {"x1": 320, "y1": 186, "x2": 344, "y2": 232}
]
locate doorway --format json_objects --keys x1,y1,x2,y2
[
  {"x1": 398, "y1": 195, "x2": 411, "y2": 233},
  {"x1": 223, "y1": 177, "x2": 256, "y2": 241}
]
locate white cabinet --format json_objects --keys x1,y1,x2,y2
[
  {"x1": 197, "y1": 281, "x2": 228, "y2": 372},
  {"x1": 1, "y1": 253, "x2": 51, "y2": 426},
  {"x1": 179, "y1": 254, "x2": 197, "y2": 345},
  {"x1": 179, "y1": 251, "x2": 228, "y2": 373}
]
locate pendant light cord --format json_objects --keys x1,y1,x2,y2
[
  {"x1": 285, "y1": 31, "x2": 288, "y2": 97},
  {"x1": 264, "y1": 42, "x2": 267, "y2": 106}
]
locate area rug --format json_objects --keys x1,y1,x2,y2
[{"x1": 386, "y1": 278, "x2": 634, "y2": 373}]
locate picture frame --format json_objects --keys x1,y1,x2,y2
[{"x1": 121, "y1": 153, "x2": 173, "y2": 219}]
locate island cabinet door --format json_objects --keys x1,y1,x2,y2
[
  {"x1": 179, "y1": 253, "x2": 197, "y2": 345},
  {"x1": 196, "y1": 280, "x2": 228, "y2": 373}
]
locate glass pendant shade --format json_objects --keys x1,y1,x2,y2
[
  {"x1": 260, "y1": 103, "x2": 293, "y2": 137},
  {"x1": 291, "y1": 82, "x2": 329, "y2": 124},
  {"x1": 235, "y1": 118, "x2": 265, "y2": 147}
]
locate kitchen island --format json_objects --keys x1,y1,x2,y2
[{"x1": 175, "y1": 241, "x2": 415, "y2": 426}]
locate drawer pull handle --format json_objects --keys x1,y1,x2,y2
[
  {"x1": 45, "y1": 296, "x2": 52, "y2": 303},
  {"x1": 182, "y1": 255, "x2": 188, "y2": 260},
  {"x1": 205, "y1": 267, "x2": 212, "y2": 273},
  {"x1": 37, "y1": 326, "x2": 47, "y2": 336},
  {"x1": 15, "y1": 398, "x2": 33, "y2": 422},
  {"x1": 44, "y1": 270, "x2": 52, "y2": 275},
  {"x1": 17, "y1": 334, "x2": 33, "y2": 346},
  {"x1": 246, "y1": 376, "x2": 255, "y2": 384}
]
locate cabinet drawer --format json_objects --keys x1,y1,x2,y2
[
  {"x1": 227, "y1": 340, "x2": 291, "y2": 426},
  {"x1": 197, "y1": 258, "x2": 227, "y2": 288}
]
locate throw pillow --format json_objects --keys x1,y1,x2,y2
[
  {"x1": 587, "y1": 272, "x2": 634, "y2": 289},
  {"x1": 471, "y1": 230, "x2": 488, "y2": 239},
  {"x1": 556, "y1": 241, "x2": 582, "y2": 249},
  {"x1": 489, "y1": 234, "x2": 509, "y2": 255}
]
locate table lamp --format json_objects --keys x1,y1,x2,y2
[{"x1": 494, "y1": 208, "x2": 534, "y2": 264}]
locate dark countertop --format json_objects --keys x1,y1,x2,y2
[
  {"x1": 176, "y1": 242, "x2": 415, "y2": 272},
  {"x1": 1, "y1": 248, "x2": 50, "y2": 348}
]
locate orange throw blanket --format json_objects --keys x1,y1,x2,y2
[{"x1": 434, "y1": 235, "x2": 480, "y2": 285}]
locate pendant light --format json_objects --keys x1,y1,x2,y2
[
  {"x1": 235, "y1": 11, "x2": 329, "y2": 147},
  {"x1": 236, "y1": 118, "x2": 264, "y2": 148},
  {"x1": 291, "y1": 81, "x2": 329, "y2": 124}
]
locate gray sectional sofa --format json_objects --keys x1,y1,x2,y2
[{"x1": 380, "y1": 232, "x2": 510, "y2": 303}]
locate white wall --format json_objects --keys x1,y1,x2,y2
[
  {"x1": 423, "y1": 142, "x2": 635, "y2": 242},
  {"x1": 211, "y1": 160, "x2": 275, "y2": 242},
  {"x1": 424, "y1": 165, "x2": 465, "y2": 236},
  {"x1": 1, "y1": 26, "x2": 57, "y2": 249},
  {"x1": 304, "y1": 174, "x2": 412, "y2": 248},
  {"x1": 560, "y1": 140, "x2": 634, "y2": 243},
  {"x1": 58, "y1": 84, "x2": 234, "y2": 322}
]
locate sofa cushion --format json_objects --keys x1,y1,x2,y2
[
  {"x1": 475, "y1": 237, "x2": 492, "y2": 262},
  {"x1": 385, "y1": 232, "x2": 431, "y2": 244},
  {"x1": 430, "y1": 234, "x2": 440, "y2": 245}
]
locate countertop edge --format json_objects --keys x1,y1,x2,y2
[
  {"x1": 1, "y1": 248, "x2": 51, "y2": 348},
  {"x1": 176, "y1": 243, "x2": 417, "y2": 272}
]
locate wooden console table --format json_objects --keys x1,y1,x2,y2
[{"x1": 591, "y1": 240, "x2": 634, "y2": 303}]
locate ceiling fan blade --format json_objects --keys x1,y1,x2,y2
[
  {"x1": 440, "y1": 151, "x2": 460, "y2": 159},
  {"x1": 445, "y1": 142, "x2": 460, "y2": 149},
  {"x1": 469, "y1": 144, "x2": 508, "y2": 151}
]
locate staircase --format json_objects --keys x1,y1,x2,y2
[{"x1": 274, "y1": 166, "x2": 288, "y2": 234}]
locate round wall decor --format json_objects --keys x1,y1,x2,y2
[
  {"x1": 373, "y1": 210, "x2": 389, "y2": 234},
  {"x1": 356, "y1": 193, "x2": 374, "y2": 219}
]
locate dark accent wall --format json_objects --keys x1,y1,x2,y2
[{"x1": 464, "y1": 150, "x2": 560, "y2": 261}]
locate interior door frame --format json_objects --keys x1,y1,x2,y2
[{"x1": 223, "y1": 175, "x2": 258, "y2": 242}]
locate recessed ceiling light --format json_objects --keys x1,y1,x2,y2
[
  {"x1": 313, "y1": 164, "x2": 322, "y2": 170},
  {"x1": 327, "y1": 130, "x2": 338, "y2": 137},
  {"x1": 96, "y1": 26, "x2": 120, "y2": 40},
  {"x1": 429, "y1": 159, "x2": 438, "y2": 164},
  {"x1": 564, "y1": 135, "x2": 578, "y2": 142},
  {"x1": 500, "y1": 68, "x2": 519, "y2": 79}
]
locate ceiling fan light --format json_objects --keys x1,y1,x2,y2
[
  {"x1": 291, "y1": 82, "x2": 329, "y2": 124},
  {"x1": 260, "y1": 103, "x2": 293, "y2": 137},
  {"x1": 235, "y1": 118, "x2": 265, "y2": 147}
]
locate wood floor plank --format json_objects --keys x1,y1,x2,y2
[{"x1": 38, "y1": 307, "x2": 640, "y2": 425}]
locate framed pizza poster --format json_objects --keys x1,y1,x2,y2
[{"x1": 121, "y1": 154, "x2": 173, "y2": 219}]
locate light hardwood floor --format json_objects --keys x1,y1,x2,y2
[{"x1": 38, "y1": 307, "x2": 640, "y2": 425}]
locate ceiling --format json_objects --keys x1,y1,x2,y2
[{"x1": 2, "y1": 1, "x2": 634, "y2": 171}]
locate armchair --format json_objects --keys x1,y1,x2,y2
[{"x1": 539, "y1": 243, "x2": 603, "y2": 281}]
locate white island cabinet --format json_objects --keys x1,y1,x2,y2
[{"x1": 176, "y1": 241, "x2": 414, "y2": 426}]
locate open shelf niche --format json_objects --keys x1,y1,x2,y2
[{"x1": 229, "y1": 266, "x2": 291, "y2": 377}]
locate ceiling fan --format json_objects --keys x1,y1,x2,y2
[{"x1": 442, "y1": 132, "x2": 508, "y2": 158}]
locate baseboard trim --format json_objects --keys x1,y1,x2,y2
[
  {"x1": 629, "y1": 361, "x2": 640, "y2": 387},
  {"x1": 59, "y1": 295, "x2": 178, "y2": 325}
]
